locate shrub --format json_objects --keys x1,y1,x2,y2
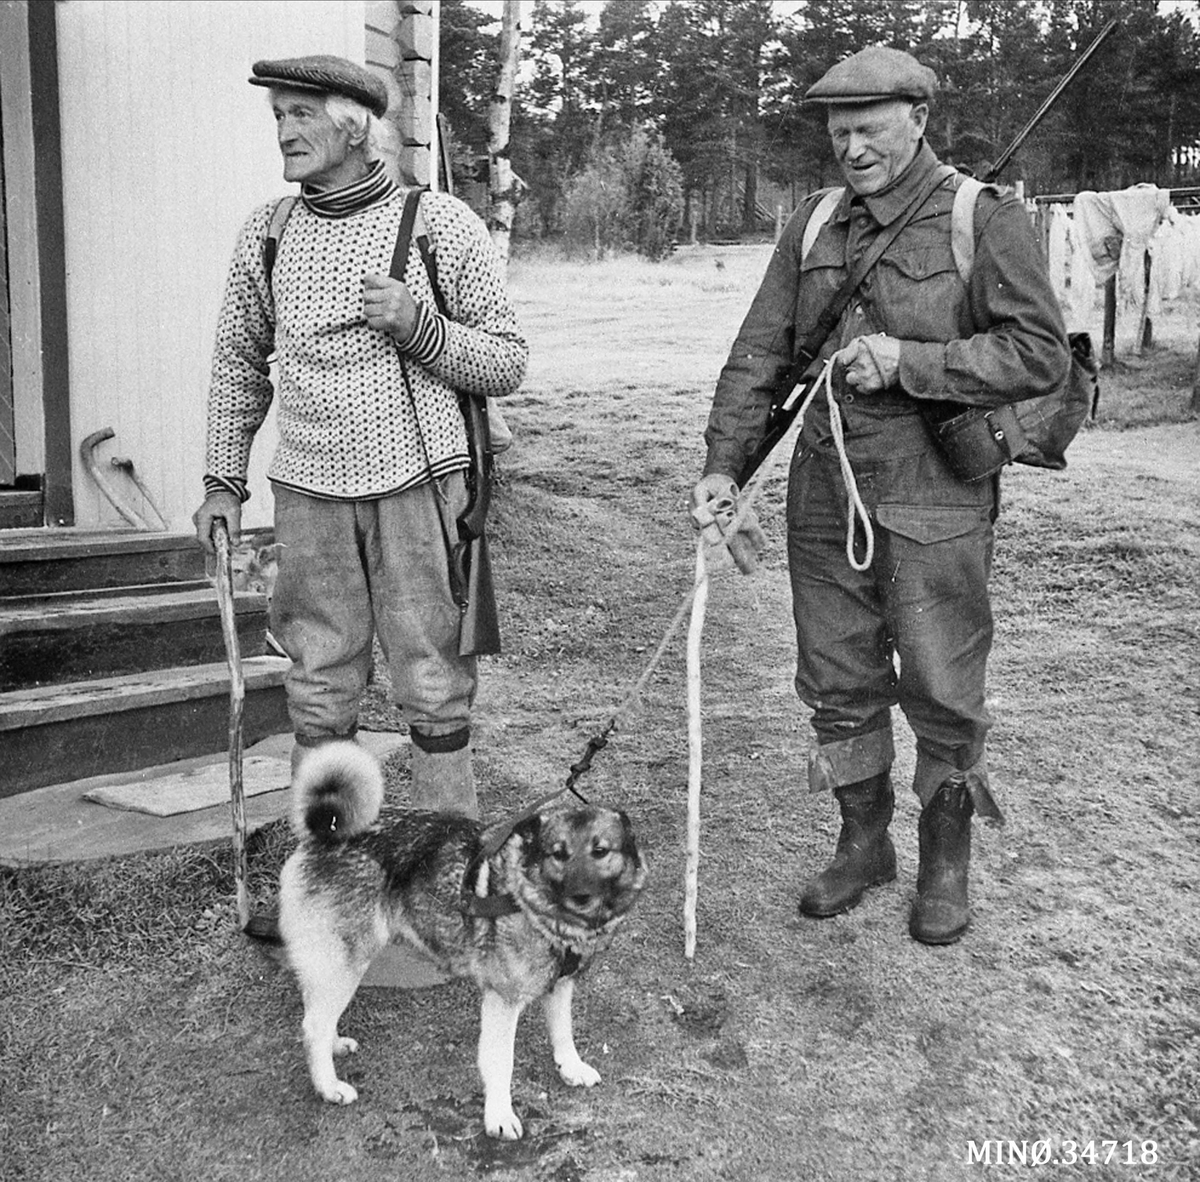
[
  {"x1": 560, "y1": 129, "x2": 684, "y2": 260},
  {"x1": 619, "y1": 129, "x2": 684, "y2": 261}
]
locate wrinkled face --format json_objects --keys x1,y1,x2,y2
[
  {"x1": 271, "y1": 88, "x2": 358, "y2": 190},
  {"x1": 827, "y1": 99, "x2": 928, "y2": 196}
]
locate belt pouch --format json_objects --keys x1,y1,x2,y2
[{"x1": 925, "y1": 403, "x2": 1027, "y2": 483}]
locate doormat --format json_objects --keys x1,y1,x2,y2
[{"x1": 84, "y1": 755, "x2": 291, "y2": 817}]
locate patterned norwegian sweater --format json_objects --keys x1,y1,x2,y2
[{"x1": 205, "y1": 184, "x2": 527, "y2": 500}]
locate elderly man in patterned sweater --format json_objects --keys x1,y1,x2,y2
[{"x1": 194, "y1": 56, "x2": 527, "y2": 818}]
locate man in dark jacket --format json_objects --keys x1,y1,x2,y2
[{"x1": 691, "y1": 47, "x2": 1069, "y2": 944}]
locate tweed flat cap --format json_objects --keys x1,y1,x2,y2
[
  {"x1": 249, "y1": 55, "x2": 388, "y2": 118},
  {"x1": 805, "y1": 46, "x2": 937, "y2": 105}
]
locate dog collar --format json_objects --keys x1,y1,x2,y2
[{"x1": 459, "y1": 851, "x2": 521, "y2": 918}]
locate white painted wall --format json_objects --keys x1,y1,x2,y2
[{"x1": 56, "y1": 0, "x2": 366, "y2": 531}]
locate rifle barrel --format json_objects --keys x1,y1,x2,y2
[{"x1": 985, "y1": 18, "x2": 1118, "y2": 184}]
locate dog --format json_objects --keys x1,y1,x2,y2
[{"x1": 277, "y1": 741, "x2": 647, "y2": 1140}]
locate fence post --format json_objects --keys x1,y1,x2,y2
[{"x1": 1102, "y1": 276, "x2": 1117, "y2": 366}]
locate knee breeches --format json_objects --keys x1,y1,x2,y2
[
  {"x1": 270, "y1": 478, "x2": 476, "y2": 741},
  {"x1": 787, "y1": 444, "x2": 995, "y2": 797}
]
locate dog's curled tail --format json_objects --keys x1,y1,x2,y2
[{"x1": 290, "y1": 741, "x2": 384, "y2": 842}]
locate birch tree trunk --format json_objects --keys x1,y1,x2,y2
[{"x1": 487, "y1": 0, "x2": 522, "y2": 264}]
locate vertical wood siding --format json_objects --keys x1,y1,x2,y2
[{"x1": 56, "y1": 0, "x2": 366, "y2": 530}]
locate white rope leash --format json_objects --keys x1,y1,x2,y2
[
  {"x1": 683, "y1": 357, "x2": 872, "y2": 959},
  {"x1": 820, "y1": 361, "x2": 875, "y2": 572}
]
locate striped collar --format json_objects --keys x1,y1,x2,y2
[{"x1": 301, "y1": 159, "x2": 397, "y2": 218}]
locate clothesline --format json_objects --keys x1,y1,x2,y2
[{"x1": 1023, "y1": 183, "x2": 1200, "y2": 365}]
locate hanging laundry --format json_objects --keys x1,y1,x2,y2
[{"x1": 1073, "y1": 184, "x2": 1170, "y2": 291}]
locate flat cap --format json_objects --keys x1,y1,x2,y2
[
  {"x1": 804, "y1": 46, "x2": 936, "y2": 105},
  {"x1": 249, "y1": 55, "x2": 388, "y2": 118}
]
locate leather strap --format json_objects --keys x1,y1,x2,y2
[
  {"x1": 736, "y1": 164, "x2": 957, "y2": 486},
  {"x1": 389, "y1": 187, "x2": 422, "y2": 282},
  {"x1": 788, "y1": 163, "x2": 956, "y2": 390}
]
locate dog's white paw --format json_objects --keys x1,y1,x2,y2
[
  {"x1": 320, "y1": 1080, "x2": 358, "y2": 1105},
  {"x1": 556, "y1": 1055, "x2": 601, "y2": 1088},
  {"x1": 332, "y1": 1036, "x2": 359, "y2": 1057},
  {"x1": 484, "y1": 1103, "x2": 524, "y2": 1140}
]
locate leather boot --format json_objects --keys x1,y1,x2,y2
[
  {"x1": 410, "y1": 744, "x2": 479, "y2": 818},
  {"x1": 799, "y1": 772, "x2": 897, "y2": 918},
  {"x1": 910, "y1": 777, "x2": 973, "y2": 945}
]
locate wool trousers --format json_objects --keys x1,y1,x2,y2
[
  {"x1": 270, "y1": 476, "x2": 476, "y2": 742},
  {"x1": 787, "y1": 440, "x2": 996, "y2": 803}
]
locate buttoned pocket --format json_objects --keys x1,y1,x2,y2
[
  {"x1": 875, "y1": 503, "x2": 989, "y2": 545},
  {"x1": 875, "y1": 245, "x2": 963, "y2": 340},
  {"x1": 881, "y1": 245, "x2": 958, "y2": 283}
]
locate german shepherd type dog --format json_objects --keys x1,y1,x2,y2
[{"x1": 278, "y1": 742, "x2": 647, "y2": 1140}]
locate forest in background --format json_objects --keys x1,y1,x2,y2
[{"x1": 437, "y1": 0, "x2": 1200, "y2": 243}]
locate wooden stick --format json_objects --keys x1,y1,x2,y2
[
  {"x1": 683, "y1": 540, "x2": 709, "y2": 961},
  {"x1": 213, "y1": 520, "x2": 249, "y2": 931}
]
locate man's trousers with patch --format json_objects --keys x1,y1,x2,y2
[{"x1": 270, "y1": 475, "x2": 476, "y2": 744}]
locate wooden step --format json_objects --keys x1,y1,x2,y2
[
  {"x1": 0, "y1": 657, "x2": 292, "y2": 797},
  {"x1": 0, "y1": 586, "x2": 271, "y2": 691},
  {"x1": 0, "y1": 529, "x2": 208, "y2": 595},
  {"x1": 0, "y1": 527, "x2": 273, "y2": 596}
]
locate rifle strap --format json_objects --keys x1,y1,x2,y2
[{"x1": 781, "y1": 163, "x2": 957, "y2": 393}]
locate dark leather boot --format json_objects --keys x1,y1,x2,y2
[
  {"x1": 910, "y1": 777, "x2": 973, "y2": 945},
  {"x1": 799, "y1": 773, "x2": 897, "y2": 918}
]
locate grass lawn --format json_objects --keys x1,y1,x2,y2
[{"x1": 2, "y1": 243, "x2": 1198, "y2": 1182}]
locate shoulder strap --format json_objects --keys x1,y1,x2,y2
[
  {"x1": 264, "y1": 196, "x2": 298, "y2": 289},
  {"x1": 951, "y1": 175, "x2": 984, "y2": 283},
  {"x1": 390, "y1": 187, "x2": 449, "y2": 315},
  {"x1": 793, "y1": 163, "x2": 955, "y2": 376},
  {"x1": 801, "y1": 188, "x2": 843, "y2": 261},
  {"x1": 389, "y1": 187, "x2": 424, "y2": 284}
]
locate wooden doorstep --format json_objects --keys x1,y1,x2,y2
[
  {"x1": 0, "y1": 528, "x2": 201, "y2": 560},
  {"x1": 0, "y1": 586, "x2": 265, "y2": 630},
  {"x1": 0, "y1": 656, "x2": 292, "y2": 731}
]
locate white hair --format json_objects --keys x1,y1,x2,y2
[
  {"x1": 323, "y1": 94, "x2": 388, "y2": 162},
  {"x1": 267, "y1": 89, "x2": 388, "y2": 161}
]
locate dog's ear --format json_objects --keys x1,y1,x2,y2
[
  {"x1": 616, "y1": 809, "x2": 642, "y2": 869},
  {"x1": 511, "y1": 813, "x2": 543, "y2": 865}
]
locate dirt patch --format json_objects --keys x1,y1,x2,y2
[{"x1": 2, "y1": 245, "x2": 1198, "y2": 1181}]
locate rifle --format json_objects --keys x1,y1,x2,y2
[
  {"x1": 431, "y1": 112, "x2": 502, "y2": 657},
  {"x1": 735, "y1": 18, "x2": 1118, "y2": 490}
]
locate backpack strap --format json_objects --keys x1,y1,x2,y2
[
  {"x1": 951, "y1": 176, "x2": 984, "y2": 283},
  {"x1": 263, "y1": 196, "x2": 298, "y2": 290},
  {"x1": 388, "y1": 187, "x2": 424, "y2": 283},
  {"x1": 389, "y1": 186, "x2": 450, "y2": 315},
  {"x1": 801, "y1": 169, "x2": 978, "y2": 277},
  {"x1": 801, "y1": 187, "x2": 844, "y2": 261}
]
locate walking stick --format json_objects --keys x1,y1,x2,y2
[
  {"x1": 212, "y1": 518, "x2": 250, "y2": 931},
  {"x1": 683, "y1": 540, "x2": 709, "y2": 960}
]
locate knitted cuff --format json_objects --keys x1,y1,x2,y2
[
  {"x1": 204, "y1": 474, "x2": 250, "y2": 503},
  {"x1": 410, "y1": 725, "x2": 470, "y2": 754},
  {"x1": 397, "y1": 299, "x2": 447, "y2": 366}
]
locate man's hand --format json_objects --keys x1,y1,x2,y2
[
  {"x1": 690, "y1": 473, "x2": 739, "y2": 519},
  {"x1": 193, "y1": 491, "x2": 242, "y2": 557},
  {"x1": 834, "y1": 333, "x2": 900, "y2": 394},
  {"x1": 362, "y1": 273, "x2": 418, "y2": 341},
  {"x1": 689, "y1": 473, "x2": 765, "y2": 575}
]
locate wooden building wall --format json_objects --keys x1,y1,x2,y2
[{"x1": 55, "y1": 0, "x2": 367, "y2": 532}]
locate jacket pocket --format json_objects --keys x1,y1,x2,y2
[
  {"x1": 874, "y1": 245, "x2": 964, "y2": 341},
  {"x1": 880, "y1": 244, "x2": 958, "y2": 283},
  {"x1": 875, "y1": 503, "x2": 989, "y2": 545}
]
